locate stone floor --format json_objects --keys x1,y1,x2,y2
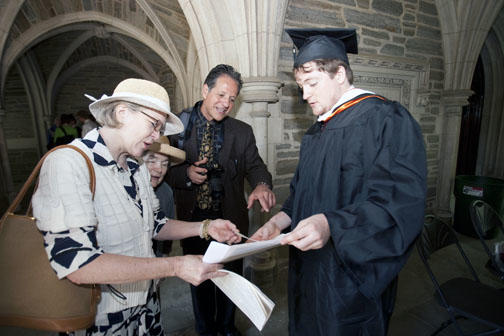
[{"x1": 2, "y1": 233, "x2": 503, "y2": 336}]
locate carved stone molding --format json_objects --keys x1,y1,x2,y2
[
  {"x1": 93, "y1": 25, "x2": 111, "y2": 39},
  {"x1": 350, "y1": 53, "x2": 430, "y2": 116},
  {"x1": 241, "y1": 77, "x2": 283, "y2": 105},
  {"x1": 352, "y1": 55, "x2": 429, "y2": 75},
  {"x1": 354, "y1": 73, "x2": 412, "y2": 108},
  {"x1": 416, "y1": 89, "x2": 431, "y2": 107},
  {"x1": 441, "y1": 89, "x2": 473, "y2": 107}
]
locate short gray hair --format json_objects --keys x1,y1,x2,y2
[{"x1": 95, "y1": 102, "x2": 143, "y2": 128}]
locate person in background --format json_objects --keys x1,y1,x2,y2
[
  {"x1": 251, "y1": 28, "x2": 427, "y2": 335},
  {"x1": 76, "y1": 109, "x2": 99, "y2": 137},
  {"x1": 168, "y1": 64, "x2": 276, "y2": 336},
  {"x1": 32, "y1": 78, "x2": 242, "y2": 335},
  {"x1": 46, "y1": 115, "x2": 60, "y2": 150},
  {"x1": 52, "y1": 113, "x2": 78, "y2": 146},
  {"x1": 144, "y1": 136, "x2": 186, "y2": 256}
]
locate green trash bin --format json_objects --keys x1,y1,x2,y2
[{"x1": 453, "y1": 175, "x2": 504, "y2": 237}]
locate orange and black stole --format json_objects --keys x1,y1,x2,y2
[{"x1": 322, "y1": 94, "x2": 386, "y2": 130}]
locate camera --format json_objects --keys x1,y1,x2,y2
[{"x1": 200, "y1": 162, "x2": 225, "y2": 201}]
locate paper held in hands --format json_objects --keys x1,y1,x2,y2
[
  {"x1": 211, "y1": 270, "x2": 275, "y2": 331},
  {"x1": 203, "y1": 234, "x2": 285, "y2": 330},
  {"x1": 202, "y1": 233, "x2": 286, "y2": 264}
]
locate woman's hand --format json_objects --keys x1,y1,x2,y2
[
  {"x1": 207, "y1": 219, "x2": 241, "y2": 244},
  {"x1": 173, "y1": 255, "x2": 225, "y2": 286}
]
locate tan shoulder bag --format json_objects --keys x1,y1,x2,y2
[{"x1": 0, "y1": 145, "x2": 101, "y2": 332}]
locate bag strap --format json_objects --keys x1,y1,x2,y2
[{"x1": 2, "y1": 144, "x2": 96, "y2": 220}]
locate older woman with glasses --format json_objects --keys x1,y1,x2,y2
[
  {"x1": 32, "y1": 78, "x2": 241, "y2": 335},
  {"x1": 144, "y1": 136, "x2": 186, "y2": 257}
]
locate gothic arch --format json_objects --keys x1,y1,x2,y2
[
  {"x1": 1, "y1": 12, "x2": 189, "y2": 107},
  {"x1": 53, "y1": 56, "x2": 155, "y2": 105},
  {"x1": 178, "y1": 0, "x2": 288, "y2": 80},
  {"x1": 435, "y1": 0, "x2": 504, "y2": 91},
  {"x1": 477, "y1": 11, "x2": 504, "y2": 178},
  {"x1": 46, "y1": 30, "x2": 160, "y2": 114},
  {"x1": 433, "y1": 0, "x2": 504, "y2": 216}
]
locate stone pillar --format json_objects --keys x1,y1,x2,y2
[
  {"x1": 435, "y1": 89, "x2": 473, "y2": 219},
  {"x1": 240, "y1": 77, "x2": 282, "y2": 162},
  {"x1": 0, "y1": 107, "x2": 15, "y2": 207},
  {"x1": 240, "y1": 77, "x2": 281, "y2": 286}
]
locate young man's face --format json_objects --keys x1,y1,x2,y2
[
  {"x1": 200, "y1": 75, "x2": 238, "y2": 122},
  {"x1": 295, "y1": 61, "x2": 346, "y2": 116}
]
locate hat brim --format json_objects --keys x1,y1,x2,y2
[
  {"x1": 89, "y1": 94, "x2": 184, "y2": 136},
  {"x1": 148, "y1": 142, "x2": 186, "y2": 166}
]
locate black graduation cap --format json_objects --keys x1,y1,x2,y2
[{"x1": 285, "y1": 28, "x2": 358, "y2": 67}]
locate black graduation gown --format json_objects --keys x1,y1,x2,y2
[{"x1": 282, "y1": 95, "x2": 427, "y2": 335}]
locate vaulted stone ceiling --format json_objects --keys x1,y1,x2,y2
[{"x1": 1, "y1": 0, "x2": 191, "y2": 108}]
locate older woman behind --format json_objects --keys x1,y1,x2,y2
[
  {"x1": 32, "y1": 78, "x2": 241, "y2": 335},
  {"x1": 144, "y1": 136, "x2": 186, "y2": 256}
]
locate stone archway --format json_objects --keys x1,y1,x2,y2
[
  {"x1": 178, "y1": 0, "x2": 288, "y2": 164},
  {"x1": 434, "y1": 0, "x2": 504, "y2": 217},
  {"x1": 1, "y1": 13, "x2": 189, "y2": 107},
  {"x1": 477, "y1": 8, "x2": 504, "y2": 178},
  {"x1": 0, "y1": 3, "x2": 193, "y2": 203}
]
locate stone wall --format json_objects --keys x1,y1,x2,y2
[
  {"x1": 3, "y1": 67, "x2": 39, "y2": 188},
  {"x1": 274, "y1": 0, "x2": 443, "y2": 210}
]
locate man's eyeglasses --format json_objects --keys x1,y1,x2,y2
[
  {"x1": 139, "y1": 111, "x2": 165, "y2": 134},
  {"x1": 145, "y1": 159, "x2": 170, "y2": 168}
]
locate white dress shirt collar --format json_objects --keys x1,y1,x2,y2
[{"x1": 318, "y1": 86, "x2": 375, "y2": 122}]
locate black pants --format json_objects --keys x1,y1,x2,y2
[{"x1": 182, "y1": 208, "x2": 242, "y2": 336}]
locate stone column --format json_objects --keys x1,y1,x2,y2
[
  {"x1": 240, "y1": 77, "x2": 281, "y2": 287},
  {"x1": 435, "y1": 89, "x2": 473, "y2": 219},
  {"x1": 0, "y1": 107, "x2": 15, "y2": 206},
  {"x1": 240, "y1": 76, "x2": 282, "y2": 232},
  {"x1": 240, "y1": 77, "x2": 282, "y2": 161}
]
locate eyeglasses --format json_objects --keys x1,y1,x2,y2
[
  {"x1": 145, "y1": 159, "x2": 170, "y2": 168},
  {"x1": 139, "y1": 111, "x2": 165, "y2": 134}
]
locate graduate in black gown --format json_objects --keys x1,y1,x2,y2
[{"x1": 250, "y1": 28, "x2": 427, "y2": 335}]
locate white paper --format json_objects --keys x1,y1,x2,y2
[
  {"x1": 202, "y1": 234, "x2": 286, "y2": 264},
  {"x1": 211, "y1": 270, "x2": 275, "y2": 331}
]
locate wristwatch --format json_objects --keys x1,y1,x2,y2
[{"x1": 257, "y1": 181, "x2": 271, "y2": 189}]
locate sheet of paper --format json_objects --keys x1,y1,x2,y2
[
  {"x1": 202, "y1": 234, "x2": 286, "y2": 264},
  {"x1": 211, "y1": 270, "x2": 275, "y2": 331}
]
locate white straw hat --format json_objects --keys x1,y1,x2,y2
[
  {"x1": 86, "y1": 78, "x2": 184, "y2": 136},
  {"x1": 148, "y1": 136, "x2": 186, "y2": 165}
]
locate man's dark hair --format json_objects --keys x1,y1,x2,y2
[
  {"x1": 295, "y1": 58, "x2": 354, "y2": 85},
  {"x1": 204, "y1": 64, "x2": 243, "y2": 94}
]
